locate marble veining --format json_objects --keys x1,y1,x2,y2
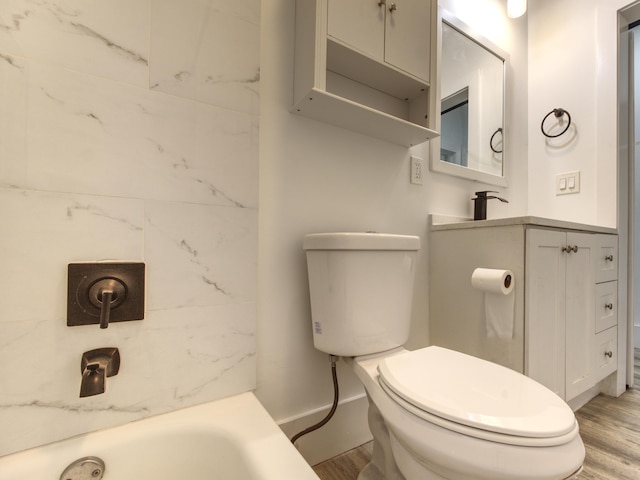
[
  {"x1": 65, "y1": 201, "x2": 143, "y2": 231},
  {"x1": 149, "y1": 0, "x2": 260, "y2": 114},
  {"x1": 2, "y1": 400, "x2": 151, "y2": 415},
  {"x1": 67, "y1": 21, "x2": 148, "y2": 66},
  {"x1": 144, "y1": 202, "x2": 257, "y2": 310},
  {"x1": 0, "y1": 0, "x2": 260, "y2": 458},
  {"x1": 1, "y1": 57, "x2": 258, "y2": 207},
  {"x1": 0, "y1": 0, "x2": 150, "y2": 87},
  {"x1": 0, "y1": 52, "x2": 22, "y2": 70}
]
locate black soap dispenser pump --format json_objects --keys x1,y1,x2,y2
[{"x1": 472, "y1": 191, "x2": 509, "y2": 220}]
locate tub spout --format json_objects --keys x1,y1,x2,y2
[
  {"x1": 80, "y1": 363, "x2": 105, "y2": 397},
  {"x1": 80, "y1": 348, "x2": 120, "y2": 397}
]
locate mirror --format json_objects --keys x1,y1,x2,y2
[{"x1": 431, "y1": 10, "x2": 508, "y2": 186}]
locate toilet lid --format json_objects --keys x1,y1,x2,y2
[{"x1": 377, "y1": 346, "x2": 576, "y2": 439}]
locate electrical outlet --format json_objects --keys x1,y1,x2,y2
[
  {"x1": 410, "y1": 156, "x2": 424, "y2": 185},
  {"x1": 556, "y1": 171, "x2": 580, "y2": 195}
]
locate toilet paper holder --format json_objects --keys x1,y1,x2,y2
[{"x1": 471, "y1": 268, "x2": 514, "y2": 295}]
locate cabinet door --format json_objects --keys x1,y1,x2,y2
[
  {"x1": 327, "y1": 0, "x2": 385, "y2": 62},
  {"x1": 526, "y1": 229, "x2": 566, "y2": 398},
  {"x1": 564, "y1": 232, "x2": 596, "y2": 400},
  {"x1": 384, "y1": 0, "x2": 431, "y2": 81}
]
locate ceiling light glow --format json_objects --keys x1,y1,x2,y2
[{"x1": 507, "y1": 0, "x2": 527, "y2": 18}]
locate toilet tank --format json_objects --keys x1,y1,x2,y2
[{"x1": 303, "y1": 233, "x2": 420, "y2": 357}]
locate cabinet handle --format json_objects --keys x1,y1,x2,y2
[
  {"x1": 604, "y1": 350, "x2": 613, "y2": 358},
  {"x1": 389, "y1": 3, "x2": 397, "y2": 12},
  {"x1": 561, "y1": 245, "x2": 578, "y2": 253},
  {"x1": 605, "y1": 303, "x2": 614, "y2": 310},
  {"x1": 605, "y1": 254, "x2": 614, "y2": 262},
  {"x1": 377, "y1": 0, "x2": 386, "y2": 6}
]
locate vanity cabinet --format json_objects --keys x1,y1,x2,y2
[
  {"x1": 526, "y1": 230, "x2": 618, "y2": 400},
  {"x1": 429, "y1": 217, "x2": 618, "y2": 404},
  {"x1": 292, "y1": 0, "x2": 438, "y2": 146}
]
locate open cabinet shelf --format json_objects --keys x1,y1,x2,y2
[{"x1": 292, "y1": 0, "x2": 439, "y2": 147}]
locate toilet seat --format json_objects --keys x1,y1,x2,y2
[
  {"x1": 351, "y1": 349, "x2": 585, "y2": 480},
  {"x1": 377, "y1": 346, "x2": 579, "y2": 447}
]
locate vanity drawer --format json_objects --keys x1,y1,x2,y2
[
  {"x1": 595, "y1": 281, "x2": 617, "y2": 333},
  {"x1": 594, "y1": 326, "x2": 617, "y2": 382},
  {"x1": 595, "y1": 235, "x2": 618, "y2": 283}
]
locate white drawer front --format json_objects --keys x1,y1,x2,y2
[
  {"x1": 595, "y1": 281, "x2": 617, "y2": 333},
  {"x1": 594, "y1": 326, "x2": 617, "y2": 382},
  {"x1": 595, "y1": 235, "x2": 618, "y2": 283}
]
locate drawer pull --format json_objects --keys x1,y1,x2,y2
[
  {"x1": 604, "y1": 351, "x2": 613, "y2": 358},
  {"x1": 605, "y1": 254, "x2": 614, "y2": 262},
  {"x1": 605, "y1": 303, "x2": 614, "y2": 310}
]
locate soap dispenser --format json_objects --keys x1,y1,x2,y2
[{"x1": 472, "y1": 191, "x2": 508, "y2": 220}]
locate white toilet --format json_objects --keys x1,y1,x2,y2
[{"x1": 303, "y1": 232, "x2": 585, "y2": 480}]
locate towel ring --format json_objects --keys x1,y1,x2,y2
[
  {"x1": 490, "y1": 127, "x2": 503, "y2": 154},
  {"x1": 541, "y1": 108, "x2": 571, "y2": 138}
]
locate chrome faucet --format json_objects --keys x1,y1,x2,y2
[{"x1": 80, "y1": 348, "x2": 120, "y2": 397}]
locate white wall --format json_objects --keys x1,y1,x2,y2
[
  {"x1": 527, "y1": 0, "x2": 621, "y2": 228},
  {"x1": 0, "y1": 0, "x2": 259, "y2": 457},
  {"x1": 257, "y1": 0, "x2": 528, "y2": 463}
]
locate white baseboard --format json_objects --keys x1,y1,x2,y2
[{"x1": 278, "y1": 393, "x2": 372, "y2": 466}]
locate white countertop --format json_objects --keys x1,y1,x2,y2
[{"x1": 429, "y1": 214, "x2": 618, "y2": 235}]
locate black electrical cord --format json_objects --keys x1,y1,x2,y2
[{"x1": 291, "y1": 355, "x2": 340, "y2": 445}]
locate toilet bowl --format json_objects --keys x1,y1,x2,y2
[
  {"x1": 303, "y1": 233, "x2": 585, "y2": 480},
  {"x1": 348, "y1": 347, "x2": 584, "y2": 480}
]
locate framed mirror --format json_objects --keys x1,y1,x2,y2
[{"x1": 430, "y1": 9, "x2": 508, "y2": 186}]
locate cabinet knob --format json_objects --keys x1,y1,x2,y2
[
  {"x1": 605, "y1": 254, "x2": 614, "y2": 262},
  {"x1": 377, "y1": 0, "x2": 386, "y2": 6},
  {"x1": 389, "y1": 3, "x2": 397, "y2": 12},
  {"x1": 561, "y1": 245, "x2": 578, "y2": 253},
  {"x1": 605, "y1": 303, "x2": 614, "y2": 310},
  {"x1": 604, "y1": 350, "x2": 613, "y2": 358}
]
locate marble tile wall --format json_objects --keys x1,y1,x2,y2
[{"x1": 0, "y1": 0, "x2": 260, "y2": 457}]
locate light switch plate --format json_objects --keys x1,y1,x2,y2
[{"x1": 556, "y1": 171, "x2": 580, "y2": 195}]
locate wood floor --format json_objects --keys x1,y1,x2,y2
[{"x1": 313, "y1": 357, "x2": 640, "y2": 480}]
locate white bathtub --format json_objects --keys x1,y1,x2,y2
[{"x1": 0, "y1": 392, "x2": 320, "y2": 480}]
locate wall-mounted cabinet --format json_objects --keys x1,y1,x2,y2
[{"x1": 292, "y1": 0, "x2": 439, "y2": 147}]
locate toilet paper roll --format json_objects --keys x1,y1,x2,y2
[
  {"x1": 471, "y1": 268, "x2": 514, "y2": 295},
  {"x1": 471, "y1": 268, "x2": 515, "y2": 339}
]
